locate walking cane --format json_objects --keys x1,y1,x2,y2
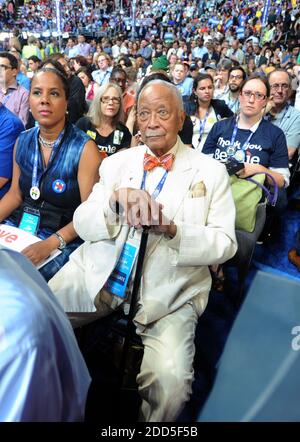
[{"x1": 118, "y1": 226, "x2": 149, "y2": 393}]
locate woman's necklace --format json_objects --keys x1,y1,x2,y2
[{"x1": 38, "y1": 134, "x2": 56, "y2": 149}]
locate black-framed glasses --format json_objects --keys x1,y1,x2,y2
[
  {"x1": 100, "y1": 96, "x2": 121, "y2": 104},
  {"x1": 0, "y1": 64, "x2": 12, "y2": 71},
  {"x1": 270, "y1": 83, "x2": 290, "y2": 91},
  {"x1": 241, "y1": 90, "x2": 266, "y2": 101}
]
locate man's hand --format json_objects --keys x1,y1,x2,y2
[
  {"x1": 151, "y1": 215, "x2": 177, "y2": 238},
  {"x1": 109, "y1": 188, "x2": 177, "y2": 237},
  {"x1": 264, "y1": 96, "x2": 276, "y2": 115},
  {"x1": 21, "y1": 239, "x2": 54, "y2": 266},
  {"x1": 110, "y1": 188, "x2": 162, "y2": 228}
]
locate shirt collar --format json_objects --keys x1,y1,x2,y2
[
  {"x1": 272, "y1": 104, "x2": 290, "y2": 120},
  {"x1": 145, "y1": 136, "x2": 179, "y2": 158},
  {"x1": 1, "y1": 81, "x2": 18, "y2": 93},
  {"x1": 237, "y1": 118, "x2": 262, "y2": 132}
]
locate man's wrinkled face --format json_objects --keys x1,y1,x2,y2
[
  {"x1": 269, "y1": 71, "x2": 291, "y2": 106},
  {"x1": 137, "y1": 84, "x2": 185, "y2": 155}
]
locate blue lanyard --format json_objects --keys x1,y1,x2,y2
[
  {"x1": 277, "y1": 105, "x2": 289, "y2": 128},
  {"x1": 228, "y1": 120, "x2": 256, "y2": 156},
  {"x1": 32, "y1": 127, "x2": 65, "y2": 190},
  {"x1": 266, "y1": 105, "x2": 289, "y2": 127},
  {"x1": 198, "y1": 110, "x2": 209, "y2": 145},
  {"x1": 100, "y1": 70, "x2": 109, "y2": 85},
  {"x1": 141, "y1": 169, "x2": 169, "y2": 200}
]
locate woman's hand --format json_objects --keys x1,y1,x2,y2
[
  {"x1": 236, "y1": 162, "x2": 265, "y2": 178},
  {"x1": 21, "y1": 238, "x2": 56, "y2": 266}
]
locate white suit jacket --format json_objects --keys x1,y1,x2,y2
[{"x1": 58, "y1": 138, "x2": 237, "y2": 325}]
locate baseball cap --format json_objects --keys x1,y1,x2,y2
[{"x1": 204, "y1": 64, "x2": 216, "y2": 71}]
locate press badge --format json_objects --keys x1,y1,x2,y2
[
  {"x1": 18, "y1": 207, "x2": 40, "y2": 235},
  {"x1": 105, "y1": 231, "x2": 140, "y2": 299},
  {"x1": 113, "y1": 130, "x2": 123, "y2": 145}
]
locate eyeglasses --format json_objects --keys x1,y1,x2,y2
[
  {"x1": 229, "y1": 74, "x2": 243, "y2": 80},
  {"x1": 98, "y1": 58, "x2": 107, "y2": 63},
  {"x1": 0, "y1": 64, "x2": 12, "y2": 70},
  {"x1": 241, "y1": 90, "x2": 266, "y2": 101},
  {"x1": 100, "y1": 96, "x2": 121, "y2": 104},
  {"x1": 270, "y1": 83, "x2": 290, "y2": 91}
]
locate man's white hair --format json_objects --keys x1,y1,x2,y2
[{"x1": 137, "y1": 79, "x2": 184, "y2": 111}]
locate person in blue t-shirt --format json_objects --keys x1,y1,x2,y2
[
  {"x1": 0, "y1": 104, "x2": 24, "y2": 198},
  {"x1": 203, "y1": 75, "x2": 289, "y2": 189}
]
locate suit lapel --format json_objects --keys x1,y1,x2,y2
[
  {"x1": 119, "y1": 146, "x2": 146, "y2": 190},
  {"x1": 157, "y1": 141, "x2": 198, "y2": 220}
]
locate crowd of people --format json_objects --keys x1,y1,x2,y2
[{"x1": 0, "y1": 0, "x2": 300, "y2": 423}]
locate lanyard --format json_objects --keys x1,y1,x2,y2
[
  {"x1": 197, "y1": 110, "x2": 209, "y2": 146},
  {"x1": 100, "y1": 70, "x2": 109, "y2": 85},
  {"x1": 32, "y1": 127, "x2": 65, "y2": 191},
  {"x1": 141, "y1": 169, "x2": 169, "y2": 200},
  {"x1": 278, "y1": 105, "x2": 289, "y2": 128},
  {"x1": 227, "y1": 119, "x2": 256, "y2": 156},
  {"x1": 267, "y1": 105, "x2": 289, "y2": 128}
]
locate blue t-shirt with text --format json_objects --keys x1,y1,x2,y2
[{"x1": 202, "y1": 117, "x2": 289, "y2": 169}]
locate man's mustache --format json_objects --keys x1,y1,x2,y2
[{"x1": 145, "y1": 132, "x2": 165, "y2": 137}]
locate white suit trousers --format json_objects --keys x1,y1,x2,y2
[{"x1": 136, "y1": 301, "x2": 199, "y2": 422}]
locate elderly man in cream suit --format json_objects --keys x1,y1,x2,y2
[{"x1": 49, "y1": 80, "x2": 237, "y2": 422}]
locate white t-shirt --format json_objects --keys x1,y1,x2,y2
[{"x1": 191, "y1": 107, "x2": 218, "y2": 151}]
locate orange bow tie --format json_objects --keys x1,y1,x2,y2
[{"x1": 143, "y1": 152, "x2": 175, "y2": 172}]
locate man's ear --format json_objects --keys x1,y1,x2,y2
[{"x1": 178, "y1": 110, "x2": 185, "y2": 131}]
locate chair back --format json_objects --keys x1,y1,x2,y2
[{"x1": 198, "y1": 271, "x2": 300, "y2": 422}]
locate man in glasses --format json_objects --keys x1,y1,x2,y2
[
  {"x1": 266, "y1": 69, "x2": 300, "y2": 160},
  {"x1": 92, "y1": 53, "x2": 113, "y2": 86},
  {"x1": 223, "y1": 66, "x2": 246, "y2": 114},
  {"x1": 49, "y1": 81, "x2": 237, "y2": 421},
  {"x1": 0, "y1": 52, "x2": 29, "y2": 125}
]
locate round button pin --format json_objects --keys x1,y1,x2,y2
[{"x1": 30, "y1": 186, "x2": 40, "y2": 200}]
